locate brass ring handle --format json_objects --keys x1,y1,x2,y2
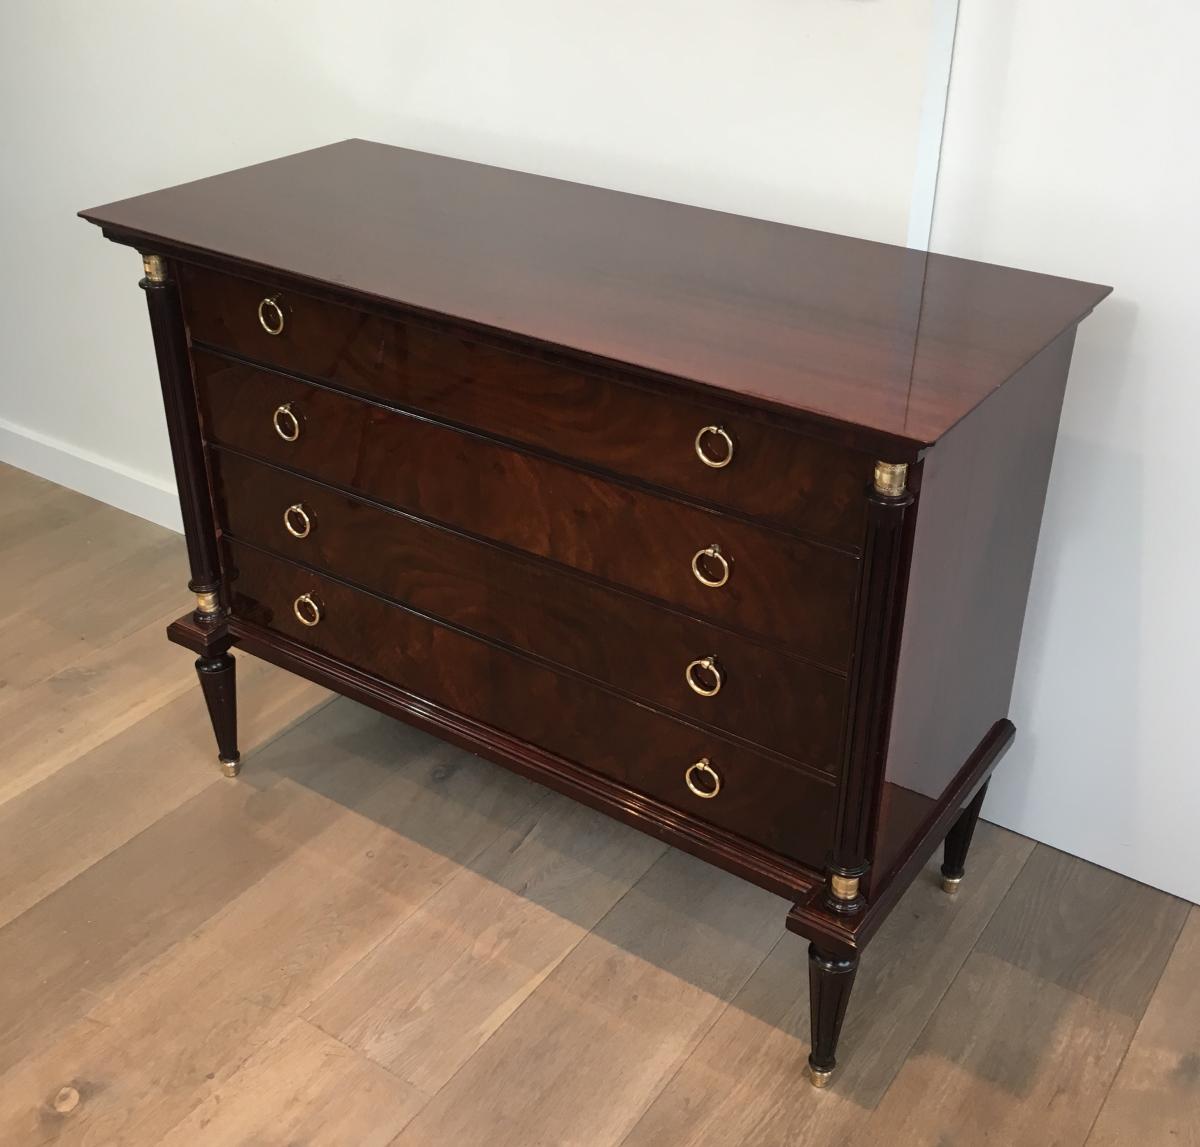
[
  {"x1": 273, "y1": 403, "x2": 300, "y2": 442},
  {"x1": 283, "y1": 503, "x2": 313, "y2": 539},
  {"x1": 691, "y1": 544, "x2": 730, "y2": 588},
  {"x1": 293, "y1": 592, "x2": 322, "y2": 627},
  {"x1": 695, "y1": 425, "x2": 734, "y2": 469},
  {"x1": 685, "y1": 758, "x2": 721, "y2": 799},
  {"x1": 685, "y1": 656, "x2": 724, "y2": 698},
  {"x1": 258, "y1": 295, "x2": 285, "y2": 336}
]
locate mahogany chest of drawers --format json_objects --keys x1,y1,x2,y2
[{"x1": 81, "y1": 140, "x2": 1109, "y2": 1086}]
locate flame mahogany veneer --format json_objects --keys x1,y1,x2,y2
[{"x1": 81, "y1": 140, "x2": 1109, "y2": 1086}]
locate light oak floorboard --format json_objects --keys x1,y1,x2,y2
[
  {"x1": 0, "y1": 995, "x2": 295, "y2": 1145},
  {"x1": 394, "y1": 848, "x2": 787, "y2": 1147},
  {"x1": 307, "y1": 793, "x2": 668, "y2": 1093},
  {"x1": 854, "y1": 952, "x2": 1136, "y2": 1147},
  {"x1": 0, "y1": 526, "x2": 186, "y2": 692},
  {"x1": 0, "y1": 756, "x2": 376, "y2": 1079},
  {"x1": 0, "y1": 464, "x2": 94, "y2": 542},
  {"x1": 976, "y1": 843, "x2": 1190, "y2": 1020},
  {"x1": 1087, "y1": 906, "x2": 1200, "y2": 1147},
  {"x1": 0, "y1": 654, "x2": 327, "y2": 927},
  {"x1": 619, "y1": 821, "x2": 1034, "y2": 1147},
  {"x1": 157, "y1": 1018, "x2": 428, "y2": 1147},
  {"x1": 0, "y1": 498, "x2": 170, "y2": 621},
  {"x1": 854, "y1": 847, "x2": 1189, "y2": 1146},
  {"x1": 0, "y1": 700, "x2": 540, "y2": 1147},
  {"x1": 0, "y1": 609, "x2": 194, "y2": 807},
  {"x1": 0, "y1": 701, "x2": 541, "y2": 1145},
  {"x1": 87, "y1": 700, "x2": 547, "y2": 1029},
  {"x1": 0, "y1": 460, "x2": 55, "y2": 507}
]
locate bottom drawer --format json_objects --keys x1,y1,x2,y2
[{"x1": 225, "y1": 541, "x2": 837, "y2": 867}]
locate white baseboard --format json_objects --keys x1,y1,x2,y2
[{"x1": 0, "y1": 417, "x2": 183, "y2": 533}]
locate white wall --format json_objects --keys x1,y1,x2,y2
[
  {"x1": 933, "y1": 1, "x2": 1200, "y2": 903},
  {"x1": 0, "y1": 0, "x2": 946, "y2": 527}
]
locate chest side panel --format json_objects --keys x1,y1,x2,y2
[{"x1": 872, "y1": 328, "x2": 1080, "y2": 890}]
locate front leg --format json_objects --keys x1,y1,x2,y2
[
  {"x1": 196, "y1": 652, "x2": 241, "y2": 777},
  {"x1": 807, "y1": 943, "x2": 859, "y2": 1087}
]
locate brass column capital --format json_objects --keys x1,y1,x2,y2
[
  {"x1": 873, "y1": 461, "x2": 908, "y2": 497},
  {"x1": 142, "y1": 253, "x2": 168, "y2": 283}
]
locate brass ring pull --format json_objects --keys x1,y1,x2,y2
[
  {"x1": 258, "y1": 295, "x2": 285, "y2": 336},
  {"x1": 293, "y1": 592, "x2": 322, "y2": 627},
  {"x1": 685, "y1": 758, "x2": 721, "y2": 799},
  {"x1": 695, "y1": 425, "x2": 734, "y2": 469},
  {"x1": 685, "y1": 656, "x2": 724, "y2": 697},
  {"x1": 691, "y1": 544, "x2": 730, "y2": 588},
  {"x1": 283, "y1": 503, "x2": 313, "y2": 539},
  {"x1": 273, "y1": 403, "x2": 300, "y2": 442}
]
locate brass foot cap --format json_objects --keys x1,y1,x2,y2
[
  {"x1": 942, "y1": 875, "x2": 963, "y2": 895},
  {"x1": 220, "y1": 756, "x2": 242, "y2": 778},
  {"x1": 809, "y1": 1065, "x2": 834, "y2": 1089}
]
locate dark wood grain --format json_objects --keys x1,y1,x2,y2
[
  {"x1": 80, "y1": 139, "x2": 1110, "y2": 447},
  {"x1": 224, "y1": 540, "x2": 838, "y2": 868},
  {"x1": 182, "y1": 263, "x2": 874, "y2": 547},
  {"x1": 210, "y1": 449, "x2": 846, "y2": 770},
  {"x1": 196, "y1": 353, "x2": 860, "y2": 666}
]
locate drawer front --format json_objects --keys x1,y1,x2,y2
[
  {"x1": 180, "y1": 262, "x2": 872, "y2": 546},
  {"x1": 211, "y1": 449, "x2": 846, "y2": 771},
  {"x1": 196, "y1": 352, "x2": 859, "y2": 668},
  {"x1": 225, "y1": 541, "x2": 837, "y2": 866}
]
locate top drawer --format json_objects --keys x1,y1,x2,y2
[{"x1": 179, "y1": 263, "x2": 872, "y2": 548}]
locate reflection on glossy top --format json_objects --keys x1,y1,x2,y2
[{"x1": 80, "y1": 139, "x2": 1110, "y2": 448}]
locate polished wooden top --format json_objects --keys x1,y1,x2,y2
[{"x1": 81, "y1": 139, "x2": 1109, "y2": 448}]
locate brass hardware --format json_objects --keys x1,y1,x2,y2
[
  {"x1": 273, "y1": 402, "x2": 301, "y2": 442},
  {"x1": 684, "y1": 757, "x2": 721, "y2": 799},
  {"x1": 830, "y1": 873, "x2": 860, "y2": 902},
  {"x1": 293, "y1": 592, "x2": 322, "y2": 627},
  {"x1": 195, "y1": 589, "x2": 220, "y2": 615},
  {"x1": 694, "y1": 425, "x2": 734, "y2": 469},
  {"x1": 809, "y1": 1065, "x2": 834, "y2": 1089},
  {"x1": 220, "y1": 757, "x2": 242, "y2": 779},
  {"x1": 874, "y1": 461, "x2": 908, "y2": 497},
  {"x1": 283, "y1": 502, "x2": 313, "y2": 539},
  {"x1": 685, "y1": 656, "x2": 724, "y2": 697},
  {"x1": 691, "y1": 544, "x2": 730, "y2": 588},
  {"x1": 942, "y1": 875, "x2": 963, "y2": 895},
  {"x1": 142, "y1": 254, "x2": 167, "y2": 283},
  {"x1": 258, "y1": 295, "x2": 285, "y2": 336}
]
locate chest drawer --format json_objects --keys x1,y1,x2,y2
[
  {"x1": 196, "y1": 352, "x2": 860, "y2": 668},
  {"x1": 180, "y1": 262, "x2": 873, "y2": 546},
  {"x1": 211, "y1": 449, "x2": 846, "y2": 770},
  {"x1": 224, "y1": 540, "x2": 837, "y2": 867}
]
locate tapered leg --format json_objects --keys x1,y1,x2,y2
[
  {"x1": 195, "y1": 653, "x2": 240, "y2": 777},
  {"x1": 807, "y1": 943, "x2": 859, "y2": 1087},
  {"x1": 941, "y1": 780, "x2": 990, "y2": 894}
]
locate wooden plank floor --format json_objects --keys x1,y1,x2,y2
[{"x1": 0, "y1": 462, "x2": 1195, "y2": 1147}]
